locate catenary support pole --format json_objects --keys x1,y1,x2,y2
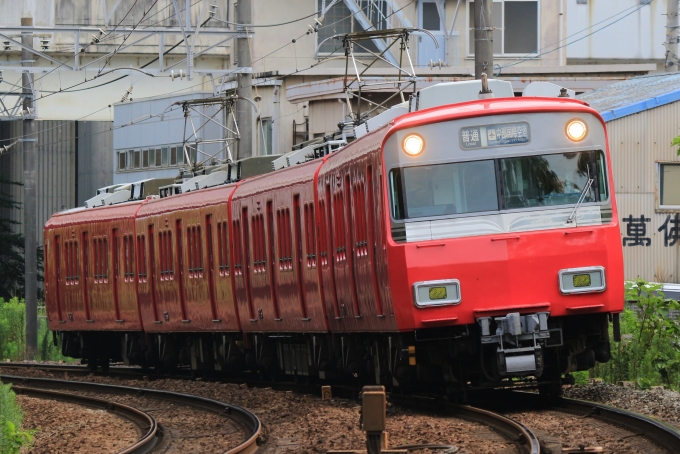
[
  {"x1": 474, "y1": 0, "x2": 493, "y2": 80},
  {"x1": 235, "y1": 0, "x2": 253, "y2": 159},
  {"x1": 21, "y1": 17, "x2": 37, "y2": 359},
  {"x1": 666, "y1": 0, "x2": 679, "y2": 72}
]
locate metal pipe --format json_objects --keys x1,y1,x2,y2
[{"x1": 474, "y1": 0, "x2": 493, "y2": 80}]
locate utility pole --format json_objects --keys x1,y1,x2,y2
[
  {"x1": 474, "y1": 0, "x2": 493, "y2": 80},
  {"x1": 21, "y1": 17, "x2": 37, "y2": 359},
  {"x1": 666, "y1": 0, "x2": 679, "y2": 72},
  {"x1": 235, "y1": 0, "x2": 253, "y2": 159}
]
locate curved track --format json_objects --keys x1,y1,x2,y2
[
  {"x1": 11, "y1": 384, "x2": 159, "y2": 454},
  {"x1": 1, "y1": 373, "x2": 261, "y2": 454},
  {"x1": 390, "y1": 394, "x2": 540, "y2": 454}
]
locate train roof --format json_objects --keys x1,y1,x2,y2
[
  {"x1": 45, "y1": 199, "x2": 145, "y2": 229},
  {"x1": 136, "y1": 181, "x2": 237, "y2": 218},
  {"x1": 386, "y1": 96, "x2": 595, "y2": 138}
]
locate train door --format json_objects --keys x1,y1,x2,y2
[
  {"x1": 175, "y1": 220, "x2": 189, "y2": 322},
  {"x1": 112, "y1": 229, "x2": 122, "y2": 321},
  {"x1": 241, "y1": 207, "x2": 256, "y2": 321},
  {"x1": 266, "y1": 201, "x2": 281, "y2": 320},
  {"x1": 366, "y1": 166, "x2": 385, "y2": 316},
  {"x1": 82, "y1": 232, "x2": 92, "y2": 321},
  {"x1": 293, "y1": 195, "x2": 309, "y2": 319},
  {"x1": 205, "y1": 214, "x2": 219, "y2": 321},
  {"x1": 345, "y1": 175, "x2": 361, "y2": 317},
  {"x1": 148, "y1": 225, "x2": 160, "y2": 322},
  {"x1": 54, "y1": 235, "x2": 64, "y2": 321},
  {"x1": 331, "y1": 177, "x2": 357, "y2": 319},
  {"x1": 325, "y1": 184, "x2": 341, "y2": 319}
]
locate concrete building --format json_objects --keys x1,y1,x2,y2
[{"x1": 579, "y1": 73, "x2": 680, "y2": 283}]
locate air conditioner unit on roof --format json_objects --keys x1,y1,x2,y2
[
  {"x1": 85, "y1": 189, "x2": 132, "y2": 208},
  {"x1": 179, "y1": 170, "x2": 228, "y2": 194},
  {"x1": 354, "y1": 102, "x2": 408, "y2": 139},
  {"x1": 415, "y1": 79, "x2": 515, "y2": 111}
]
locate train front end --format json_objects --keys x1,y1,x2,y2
[{"x1": 382, "y1": 96, "x2": 623, "y2": 392}]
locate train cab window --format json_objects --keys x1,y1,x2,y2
[
  {"x1": 137, "y1": 235, "x2": 147, "y2": 282},
  {"x1": 500, "y1": 151, "x2": 608, "y2": 209},
  {"x1": 390, "y1": 160, "x2": 498, "y2": 220},
  {"x1": 217, "y1": 221, "x2": 230, "y2": 276}
]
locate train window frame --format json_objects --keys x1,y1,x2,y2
[
  {"x1": 658, "y1": 162, "x2": 680, "y2": 211},
  {"x1": 217, "y1": 221, "x2": 230, "y2": 276},
  {"x1": 137, "y1": 234, "x2": 147, "y2": 282},
  {"x1": 387, "y1": 149, "x2": 611, "y2": 223},
  {"x1": 466, "y1": 0, "x2": 540, "y2": 57}
]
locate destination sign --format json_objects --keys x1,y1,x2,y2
[{"x1": 460, "y1": 122, "x2": 530, "y2": 150}]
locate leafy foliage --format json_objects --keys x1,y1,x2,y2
[
  {"x1": 0, "y1": 298, "x2": 68, "y2": 362},
  {"x1": 591, "y1": 279, "x2": 680, "y2": 390},
  {"x1": 0, "y1": 384, "x2": 34, "y2": 453},
  {"x1": 673, "y1": 135, "x2": 680, "y2": 155}
]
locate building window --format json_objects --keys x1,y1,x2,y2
[
  {"x1": 467, "y1": 0, "x2": 538, "y2": 56},
  {"x1": 117, "y1": 151, "x2": 127, "y2": 171},
  {"x1": 660, "y1": 163, "x2": 680, "y2": 207},
  {"x1": 142, "y1": 149, "x2": 149, "y2": 168},
  {"x1": 317, "y1": 0, "x2": 385, "y2": 54},
  {"x1": 171, "y1": 146, "x2": 178, "y2": 166},
  {"x1": 260, "y1": 118, "x2": 273, "y2": 155},
  {"x1": 161, "y1": 147, "x2": 169, "y2": 166}
]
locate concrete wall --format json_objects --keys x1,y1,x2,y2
[{"x1": 0, "y1": 119, "x2": 112, "y2": 244}]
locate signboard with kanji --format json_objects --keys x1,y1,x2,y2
[{"x1": 460, "y1": 122, "x2": 531, "y2": 150}]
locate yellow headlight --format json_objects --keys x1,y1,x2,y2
[
  {"x1": 566, "y1": 120, "x2": 587, "y2": 142},
  {"x1": 402, "y1": 134, "x2": 424, "y2": 156}
]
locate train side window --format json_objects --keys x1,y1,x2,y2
[
  {"x1": 93, "y1": 239, "x2": 98, "y2": 283},
  {"x1": 74, "y1": 241, "x2": 79, "y2": 284},
  {"x1": 64, "y1": 241, "x2": 71, "y2": 285},
  {"x1": 277, "y1": 209, "x2": 292, "y2": 270},
  {"x1": 217, "y1": 222, "x2": 230, "y2": 276},
  {"x1": 123, "y1": 235, "x2": 135, "y2": 282},
  {"x1": 188, "y1": 227, "x2": 195, "y2": 278},
  {"x1": 333, "y1": 192, "x2": 346, "y2": 261},
  {"x1": 137, "y1": 235, "x2": 147, "y2": 282},
  {"x1": 353, "y1": 181, "x2": 368, "y2": 257},
  {"x1": 252, "y1": 215, "x2": 265, "y2": 273},
  {"x1": 103, "y1": 238, "x2": 109, "y2": 283},
  {"x1": 318, "y1": 200, "x2": 327, "y2": 267},
  {"x1": 233, "y1": 219, "x2": 243, "y2": 275},
  {"x1": 304, "y1": 203, "x2": 316, "y2": 268},
  {"x1": 159, "y1": 231, "x2": 174, "y2": 280}
]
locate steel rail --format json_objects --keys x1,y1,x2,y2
[
  {"x1": 555, "y1": 397, "x2": 680, "y2": 454},
  {"x1": 10, "y1": 385, "x2": 159, "y2": 454},
  {"x1": 1, "y1": 374, "x2": 261, "y2": 454},
  {"x1": 390, "y1": 394, "x2": 540, "y2": 454}
]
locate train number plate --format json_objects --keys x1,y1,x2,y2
[
  {"x1": 428, "y1": 287, "x2": 447, "y2": 300},
  {"x1": 572, "y1": 274, "x2": 592, "y2": 288}
]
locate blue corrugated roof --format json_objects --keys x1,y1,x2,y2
[{"x1": 577, "y1": 73, "x2": 680, "y2": 122}]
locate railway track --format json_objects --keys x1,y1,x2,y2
[
  {"x1": 1, "y1": 373, "x2": 261, "y2": 454},
  {"x1": 11, "y1": 384, "x2": 159, "y2": 454},
  {"x1": 5, "y1": 362, "x2": 680, "y2": 453}
]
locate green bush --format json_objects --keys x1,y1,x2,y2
[
  {"x1": 0, "y1": 384, "x2": 33, "y2": 453},
  {"x1": 0, "y1": 297, "x2": 68, "y2": 362},
  {"x1": 591, "y1": 279, "x2": 680, "y2": 390}
]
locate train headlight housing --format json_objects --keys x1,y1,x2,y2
[
  {"x1": 566, "y1": 120, "x2": 587, "y2": 142},
  {"x1": 413, "y1": 279, "x2": 461, "y2": 307},
  {"x1": 559, "y1": 267, "x2": 606, "y2": 294},
  {"x1": 402, "y1": 134, "x2": 424, "y2": 156}
]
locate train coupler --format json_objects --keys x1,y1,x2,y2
[{"x1": 477, "y1": 311, "x2": 555, "y2": 376}]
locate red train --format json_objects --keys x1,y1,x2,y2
[{"x1": 44, "y1": 81, "x2": 624, "y2": 396}]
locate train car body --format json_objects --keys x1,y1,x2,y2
[{"x1": 44, "y1": 82, "x2": 623, "y2": 393}]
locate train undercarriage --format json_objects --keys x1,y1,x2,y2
[{"x1": 57, "y1": 312, "x2": 615, "y2": 397}]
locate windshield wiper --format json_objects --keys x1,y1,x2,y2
[{"x1": 566, "y1": 178, "x2": 594, "y2": 224}]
